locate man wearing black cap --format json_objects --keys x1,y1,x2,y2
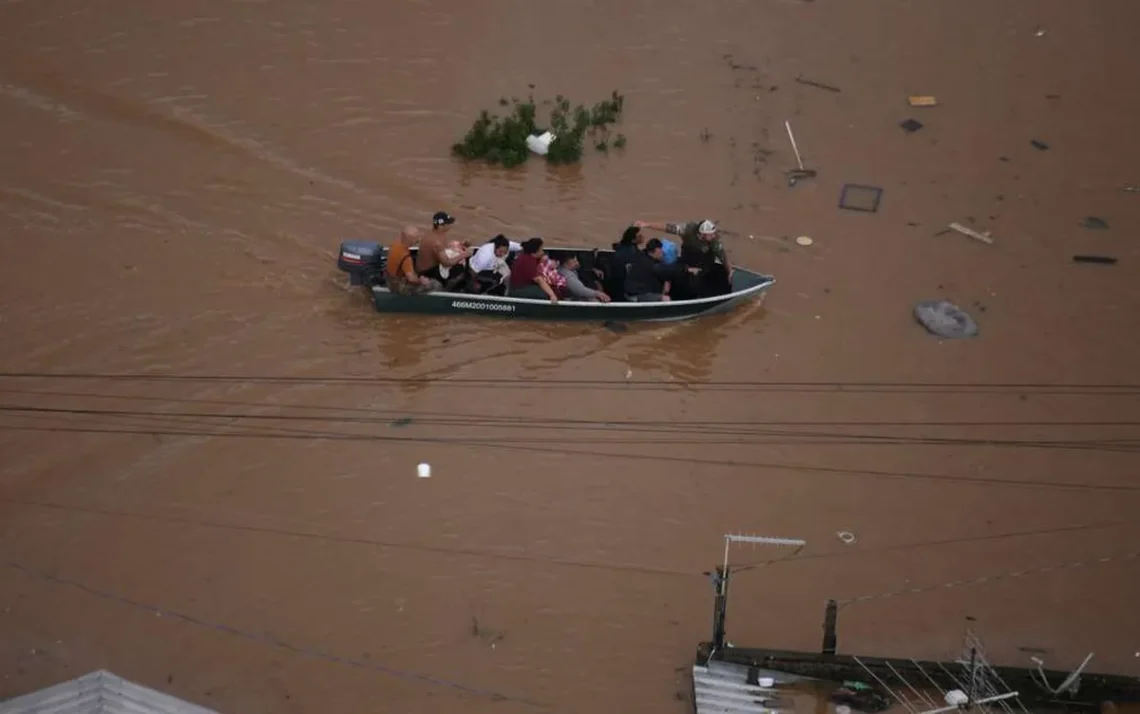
[
  {"x1": 416, "y1": 210, "x2": 468, "y2": 287},
  {"x1": 432, "y1": 211, "x2": 456, "y2": 231}
]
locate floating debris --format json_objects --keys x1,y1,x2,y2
[
  {"x1": 914, "y1": 300, "x2": 979, "y2": 339},
  {"x1": 908, "y1": 95, "x2": 938, "y2": 107},
  {"x1": 1081, "y1": 216, "x2": 1109, "y2": 230},
  {"x1": 838, "y1": 184, "x2": 883, "y2": 213},
  {"x1": 947, "y1": 222, "x2": 995, "y2": 245},
  {"x1": 794, "y1": 75, "x2": 841, "y2": 93},
  {"x1": 796, "y1": 236, "x2": 814, "y2": 246},
  {"x1": 1030, "y1": 139, "x2": 1050, "y2": 151},
  {"x1": 1073, "y1": 255, "x2": 1118, "y2": 265},
  {"x1": 783, "y1": 119, "x2": 817, "y2": 187},
  {"x1": 417, "y1": 463, "x2": 432, "y2": 479},
  {"x1": 899, "y1": 118, "x2": 924, "y2": 133}
]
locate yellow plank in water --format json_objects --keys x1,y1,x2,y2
[{"x1": 908, "y1": 95, "x2": 938, "y2": 107}]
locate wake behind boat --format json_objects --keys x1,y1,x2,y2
[{"x1": 336, "y1": 239, "x2": 774, "y2": 322}]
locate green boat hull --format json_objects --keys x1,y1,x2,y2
[{"x1": 339, "y1": 242, "x2": 775, "y2": 323}]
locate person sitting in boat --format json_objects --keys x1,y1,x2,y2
[
  {"x1": 509, "y1": 238, "x2": 561, "y2": 302},
  {"x1": 416, "y1": 210, "x2": 471, "y2": 287},
  {"x1": 633, "y1": 218, "x2": 733, "y2": 297},
  {"x1": 386, "y1": 225, "x2": 440, "y2": 295},
  {"x1": 468, "y1": 234, "x2": 521, "y2": 295},
  {"x1": 624, "y1": 238, "x2": 672, "y2": 302},
  {"x1": 605, "y1": 225, "x2": 647, "y2": 299},
  {"x1": 440, "y1": 238, "x2": 475, "y2": 292},
  {"x1": 557, "y1": 252, "x2": 611, "y2": 302},
  {"x1": 576, "y1": 248, "x2": 608, "y2": 292}
]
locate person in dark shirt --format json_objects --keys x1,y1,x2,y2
[
  {"x1": 604, "y1": 225, "x2": 647, "y2": 300},
  {"x1": 508, "y1": 237, "x2": 560, "y2": 302},
  {"x1": 624, "y1": 238, "x2": 672, "y2": 302},
  {"x1": 633, "y1": 218, "x2": 733, "y2": 297}
]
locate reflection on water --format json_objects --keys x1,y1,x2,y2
[
  {"x1": 322, "y1": 268, "x2": 769, "y2": 387},
  {"x1": 622, "y1": 301, "x2": 770, "y2": 383}
]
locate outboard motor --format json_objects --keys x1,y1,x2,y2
[{"x1": 337, "y1": 240, "x2": 384, "y2": 286}]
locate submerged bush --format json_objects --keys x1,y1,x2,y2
[{"x1": 451, "y1": 90, "x2": 626, "y2": 168}]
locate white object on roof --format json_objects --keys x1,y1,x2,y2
[
  {"x1": 692, "y1": 661, "x2": 785, "y2": 714},
  {"x1": 0, "y1": 670, "x2": 222, "y2": 714}
]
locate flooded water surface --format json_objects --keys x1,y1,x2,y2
[{"x1": 2, "y1": 1, "x2": 1139, "y2": 712}]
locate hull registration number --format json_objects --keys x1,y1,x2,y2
[{"x1": 451, "y1": 300, "x2": 516, "y2": 313}]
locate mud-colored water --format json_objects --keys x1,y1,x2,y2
[{"x1": 2, "y1": 1, "x2": 1139, "y2": 712}]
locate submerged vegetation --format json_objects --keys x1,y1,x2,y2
[{"x1": 451, "y1": 90, "x2": 627, "y2": 168}]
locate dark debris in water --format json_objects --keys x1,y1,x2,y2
[
  {"x1": 1072, "y1": 255, "x2": 1117, "y2": 265},
  {"x1": 603, "y1": 321, "x2": 628, "y2": 333},
  {"x1": 899, "y1": 118, "x2": 924, "y2": 133},
  {"x1": 390, "y1": 417, "x2": 414, "y2": 428},
  {"x1": 1081, "y1": 216, "x2": 1109, "y2": 230}
]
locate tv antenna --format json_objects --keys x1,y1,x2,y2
[
  {"x1": 852, "y1": 626, "x2": 1028, "y2": 714},
  {"x1": 707, "y1": 533, "x2": 807, "y2": 659}
]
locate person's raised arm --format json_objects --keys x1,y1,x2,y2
[{"x1": 634, "y1": 220, "x2": 688, "y2": 236}]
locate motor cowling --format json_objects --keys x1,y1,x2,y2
[{"x1": 337, "y1": 240, "x2": 384, "y2": 286}]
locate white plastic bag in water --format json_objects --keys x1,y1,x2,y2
[{"x1": 526, "y1": 131, "x2": 556, "y2": 156}]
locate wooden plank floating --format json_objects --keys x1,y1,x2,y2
[{"x1": 947, "y1": 222, "x2": 995, "y2": 245}]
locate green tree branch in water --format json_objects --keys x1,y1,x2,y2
[{"x1": 451, "y1": 90, "x2": 626, "y2": 168}]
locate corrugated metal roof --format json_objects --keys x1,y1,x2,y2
[
  {"x1": 693, "y1": 660, "x2": 787, "y2": 714},
  {"x1": 0, "y1": 670, "x2": 222, "y2": 714}
]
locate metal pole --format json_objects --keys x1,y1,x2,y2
[
  {"x1": 785, "y1": 120, "x2": 805, "y2": 170},
  {"x1": 822, "y1": 599, "x2": 838, "y2": 655},
  {"x1": 710, "y1": 565, "x2": 730, "y2": 654}
]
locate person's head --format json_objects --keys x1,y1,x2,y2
[
  {"x1": 491, "y1": 234, "x2": 510, "y2": 259},
  {"x1": 620, "y1": 225, "x2": 644, "y2": 247},
  {"x1": 645, "y1": 238, "x2": 664, "y2": 260},
  {"x1": 400, "y1": 225, "x2": 422, "y2": 246},
  {"x1": 432, "y1": 211, "x2": 456, "y2": 233},
  {"x1": 561, "y1": 252, "x2": 581, "y2": 271},
  {"x1": 697, "y1": 219, "x2": 718, "y2": 242},
  {"x1": 522, "y1": 237, "x2": 545, "y2": 260}
]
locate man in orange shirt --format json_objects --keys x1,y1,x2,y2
[{"x1": 386, "y1": 226, "x2": 440, "y2": 294}]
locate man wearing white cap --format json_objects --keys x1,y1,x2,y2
[{"x1": 633, "y1": 218, "x2": 733, "y2": 296}]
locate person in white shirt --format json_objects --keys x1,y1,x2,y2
[{"x1": 468, "y1": 235, "x2": 521, "y2": 294}]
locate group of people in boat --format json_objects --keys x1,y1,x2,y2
[{"x1": 384, "y1": 211, "x2": 734, "y2": 303}]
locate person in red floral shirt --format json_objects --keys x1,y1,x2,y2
[{"x1": 509, "y1": 238, "x2": 561, "y2": 302}]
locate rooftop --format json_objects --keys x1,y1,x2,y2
[{"x1": 0, "y1": 670, "x2": 222, "y2": 714}]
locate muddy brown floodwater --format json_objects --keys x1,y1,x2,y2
[{"x1": 2, "y1": 1, "x2": 1140, "y2": 712}]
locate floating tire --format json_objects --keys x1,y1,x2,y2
[{"x1": 913, "y1": 300, "x2": 978, "y2": 339}]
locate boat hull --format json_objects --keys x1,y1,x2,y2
[
  {"x1": 339, "y1": 241, "x2": 775, "y2": 323},
  {"x1": 370, "y1": 278, "x2": 772, "y2": 321}
]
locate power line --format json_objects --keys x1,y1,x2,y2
[
  {"x1": 7, "y1": 497, "x2": 1130, "y2": 578},
  {"x1": 2, "y1": 372, "x2": 1140, "y2": 395},
  {"x1": 2, "y1": 560, "x2": 547, "y2": 708},
  {"x1": 836, "y1": 550, "x2": 1140, "y2": 608},
  {"x1": 2, "y1": 404, "x2": 1138, "y2": 453},
  {"x1": 1, "y1": 421, "x2": 1137, "y2": 493},
  {"x1": 4, "y1": 386, "x2": 1140, "y2": 428}
]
